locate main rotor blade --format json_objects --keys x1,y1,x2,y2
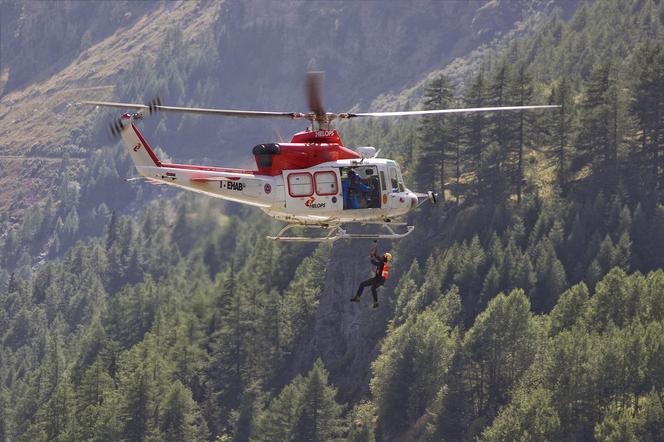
[
  {"x1": 306, "y1": 71, "x2": 325, "y2": 116},
  {"x1": 343, "y1": 104, "x2": 561, "y2": 118},
  {"x1": 82, "y1": 100, "x2": 304, "y2": 119}
]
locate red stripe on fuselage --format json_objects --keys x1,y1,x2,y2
[
  {"x1": 161, "y1": 163, "x2": 265, "y2": 175},
  {"x1": 132, "y1": 124, "x2": 162, "y2": 167}
]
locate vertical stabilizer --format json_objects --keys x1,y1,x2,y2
[{"x1": 118, "y1": 116, "x2": 162, "y2": 172}]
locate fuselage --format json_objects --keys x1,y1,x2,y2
[
  {"x1": 123, "y1": 121, "x2": 418, "y2": 225},
  {"x1": 137, "y1": 158, "x2": 417, "y2": 224}
]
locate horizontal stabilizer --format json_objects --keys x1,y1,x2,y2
[{"x1": 124, "y1": 176, "x2": 165, "y2": 185}]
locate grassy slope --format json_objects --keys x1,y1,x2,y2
[{"x1": 0, "y1": 2, "x2": 220, "y2": 217}]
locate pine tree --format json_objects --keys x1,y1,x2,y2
[
  {"x1": 462, "y1": 289, "x2": 538, "y2": 423},
  {"x1": 294, "y1": 359, "x2": 345, "y2": 441},
  {"x1": 106, "y1": 210, "x2": 119, "y2": 250},
  {"x1": 253, "y1": 359, "x2": 344, "y2": 442},
  {"x1": 414, "y1": 74, "x2": 455, "y2": 197},
  {"x1": 371, "y1": 308, "x2": 456, "y2": 439},
  {"x1": 159, "y1": 381, "x2": 209, "y2": 442},
  {"x1": 464, "y1": 71, "x2": 488, "y2": 198},
  {"x1": 279, "y1": 244, "x2": 330, "y2": 353},
  {"x1": 549, "y1": 282, "x2": 590, "y2": 335},
  {"x1": 428, "y1": 331, "x2": 473, "y2": 442},
  {"x1": 122, "y1": 368, "x2": 152, "y2": 442},
  {"x1": 547, "y1": 78, "x2": 574, "y2": 192},
  {"x1": 631, "y1": 41, "x2": 664, "y2": 193},
  {"x1": 0, "y1": 391, "x2": 6, "y2": 442},
  {"x1": 91, "y1": 390, "x2": 124, "y2": 442},
  {"x1": 484, "y1": 61, "x2": 518, "y2": 200},
  {"x1": 392, "y1": 259, "x2": 422, "y2": 326},
  {"x1": 512, "y1": 63, "x2": 535, "y2": 203},
  {"x1": 38, "y1": 381, "x2": 78, "y2": 441},
  {"x1": 482, "y1": 387, "x2": 560, "y2": 441},
  {"x1": 575, "y1": 63, "x2": 625, "y2": 183},
  {"x1": 347, "y1": 401, "x2": 376, "y2": 442},
  {"x1": 253, "y1": 377, "x2": 302, "y2": 442}
]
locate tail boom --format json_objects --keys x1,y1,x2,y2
[{"x1": 119, "y1": 117, "x2": 277, "y2": 209}]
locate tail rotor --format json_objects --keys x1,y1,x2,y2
[{"x1": 105, "y1": 96, "x2": 162, "y2": 140}]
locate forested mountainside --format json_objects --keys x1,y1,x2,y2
[{"x1": 1, "y1": 0, "x2": 664, "y2": 441}]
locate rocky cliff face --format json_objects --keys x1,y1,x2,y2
[{"x1": 281, "y1": 239, "x2": 399, "y2": 403}]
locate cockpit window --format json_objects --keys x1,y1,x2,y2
[
  {"x1": 379, "y1": 171, "x2": 387, "y2": 191},
  {"x1": 397, "y1": 169, "x2": 405, "y2": 192},
  {"x1": 389, "y1": 168, "x2": 399, "y2": 192}
]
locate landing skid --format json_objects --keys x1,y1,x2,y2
[{"x1": 267, "y1": 223, "x2": 415, "y2": 242}]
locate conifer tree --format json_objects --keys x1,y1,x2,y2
[
  {"x1": 159, "y1": 381, "x2": 209, "y2": 442},
  {"x1": 464, "y1": 71, "x2": 488, "y2": 198},
  {"x1": 122, "y1": 374, "x2": 150, "y2": 440},
  {"x1": 279, "y1": 244, "x2": 331, "y2": 354},
  {"x1": 414, "y1": 74, "x2": 455, "y2": 197},
  {"x1": 631, "y1": 41, "x2": 664, "y2": 193},
  {"x1": 347, "y1": 401, "x2": 376, "y2": 442},
  {"x1": 294, "y1": 359, "x2": 345, "y2": 441},
  {"x1": 462, "y1": 289, "x2": 537, "y2": 423},
  {"x1": 253, "y1": 359, "x2": 344, "y2": 442},
  {"x1": 548, "y1": 78, "x2": 574, "y2": 192},
  {"x1": 486, "y1": 62, "x2": 517, "y2": 200},
  {"x1": 576, "y1": 63, "x2": 625, "y2": 183},
  {"x1": 0, "y1": 391, "x2": 6, "y2": 442}
]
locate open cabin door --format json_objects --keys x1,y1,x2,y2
[{"x1": 340, "y1": 165, "x2": 383, "y2": 211}]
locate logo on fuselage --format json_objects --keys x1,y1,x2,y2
[
  {"x1": 315, "y1": 130, "x2": 335, "y2": 138},
  {"x1": 304, "y1": 196, "x2": 325, "y2": 209},
  {"x1": 132, "y1": 143, "x2": 142, "y2": 152}
]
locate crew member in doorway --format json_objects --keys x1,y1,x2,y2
[
  {"x1": 345, "y1": 169, "x2": 371, "y2": 209},
  {"x1": 351, "y1": 240, "x2": 392, "y2": 308}
]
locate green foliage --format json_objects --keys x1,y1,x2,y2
[
  {"x1": 413, "y1": 74, "x2": 455, "y2": 194},
  {"x1": 2, "y1": 1, "x2": 664, "y2": 441},
  {"x1": 481, "y1": 387, "x2": 560, "y2": 442},
  {"x1": 253, "y1": 359, "x2": 345, "y2": 442},
  {"x1": 347, "y1": 401, "x2": 376, "y2": 442},
  {"x1": 549, "y1": 282, "x2": 589, "y2": 334},
  {"x1": 462, "y1": 290, "x2": 538, "y2": 421},
  {"x1": 279, "y1": 244, "x2": 332, "y2": 354},
  {"x1": 371, "y1": 304, "x2": 457, "y2": 439}
]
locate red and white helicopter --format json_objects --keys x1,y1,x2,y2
[{"x1": 84, "y1": 73, "x2": 558, "y2": 241}]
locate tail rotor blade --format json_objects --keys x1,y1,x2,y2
[{"x1": 108, "y1": 118, "x2": 126, "y2": 140}]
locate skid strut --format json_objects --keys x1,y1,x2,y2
[{"x1": 267, "y1": 223, "x2": 414, "y2": 242}]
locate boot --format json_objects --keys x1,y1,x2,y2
[
  {"x1": 350, "y1": 295, "x2": 360, "y2": 302},
  {"x1": 372, "y1": 301, "x2": 379, "y2": 309}
]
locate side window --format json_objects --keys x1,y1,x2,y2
[
  {"x1": 288, "y1": 173, "x2": 313, "y2": 197},
  {"x1": 389, "y1": 168, "x2": 399, "y2": 192},
  {"x1": 314, "y1": 171, "x2": 338, "y2": 196},
  {"x1": 379, "y1": 171, "x2": 387, "y2": 191}
]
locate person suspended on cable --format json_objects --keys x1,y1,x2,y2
[{"x1": 351, "y1": 240, "x2": 392, "y2": 308}]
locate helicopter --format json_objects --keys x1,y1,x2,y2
[{"x1": 84, "y1": 73, "x2": 558, "y2": 242}]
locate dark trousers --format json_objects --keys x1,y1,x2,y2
[{"x1": 355, "y1": 277, "x2": 384, "y2": 303}]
